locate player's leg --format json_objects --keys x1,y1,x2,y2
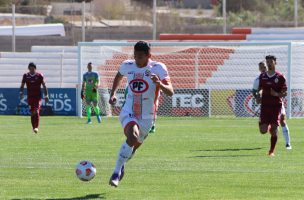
[
  {"x1": 35, "y1": 100, "x2": 41, "y2": 131},
  {"x1": 109, "y1": 121, "x2": 138, "y2": 187},
  {"x1": 109, "y1": 115, "x2": 153, "y2": 187},
  {"x1": 280, "y1": 113, "x2": 291, "y2": 149},
  {"x1": 128, "y1": 141, "x2": 142, "y2": 161},
  {"x1": 28, "y1": 98, "x2": 41, "y2": 133},
  {"x1": 268, "y1": 124, "x2": 279, "y2": 156},
  {"x1": 117, "y1": 141, "x2": 141, "y2": 182},
  {"x1": 85, "y1": 93, "x2": 92, "y2": 124},
  {"x1": 259, "y1": 123, "x2": 268, "y2": 134},
  {"x1": 259, "y1": 105, "x2": 268, "y2": 134},
  {"x1": 268, "y1": 106, "x2": 281, "y2": 156},
  {"x1": 85, "y1": 104, "x2": 92, "y2": 124},
  {"x1": 149, "y1": 122, "x2": 156, "y2": 133},
  {"x1": 28, "y1": 98, "x2": 35, "y2": 130},
  {"x1": 92, "y1": 92, "x2": 101, "y2": 123}
]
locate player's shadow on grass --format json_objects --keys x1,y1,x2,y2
[
  {"x1": 11, "y1": 193, "x2": 105, "y2": 200},
  {"x1": 191, "y1": 154, "x2": 257, "y2": 158},
  {"x1": 190, "y1": 147, "x2": 262, "y2": 158},
  {"x1": 192, "y1": 147, "x2": 262, "y2": 152}
]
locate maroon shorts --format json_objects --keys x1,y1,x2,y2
[
  {"x1": 259, "y1": 105, "x2": 281, "y2": 126},
  {"x1": 28, "y1": 98, "x2": 41, "y2": 113}
]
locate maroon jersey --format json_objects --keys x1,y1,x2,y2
[
  {"x1": 22, "y1": 72, "x2": 44, "y2": 99},
  {"x1": 259, "y1": 71, "x2": 287, "y2": 106}
]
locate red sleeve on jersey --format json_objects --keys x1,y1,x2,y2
[
  {"x1": 40, "y1": 73, "x2": 45, "y2": 84},
  {"x1": 279, "y1": 74, "x2": 287, "y2": 92}
]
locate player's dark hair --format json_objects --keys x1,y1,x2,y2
[
  {"x1": 258, "y1": 61, "x2": 265, "y2": 65},
  {"x1": 28, "y1": 62, "x2": 36, "y2": 69},
  {"x1": 134, "y1": 41, "x2": 151, "y2": 55},
  {"x1": 88, "y1": 62, "x2": 92, "y2": 65},
  {"x1": 265, "y1": 55, "x2": 276, "y2": 61}
]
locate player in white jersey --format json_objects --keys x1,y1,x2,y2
[
  {"x1": 108, "y1": 41, "x2": 174, "y2": 187},
  {"x1": 252, "y1": 61, "x2": 292, "y2": 150}
]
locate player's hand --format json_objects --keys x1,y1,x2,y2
[
  {"x1": 92, "y1": 87, "x2": 97, "y2": 93},
  {"x1": 109, "y1": 95, "x2": 117, "y2": 105},
  {"x1": 270, "y1": 88, "x2": 278, "y2": 97},
  {"x1": 81, "y1": 90, "x2": 85, "y2": 99},
  {"x1": 256, "y1": 96, "x2": 261, "y2": 104},
  {"x1": 151, "y1": 74, "x2": 161, "y2": 86},
  {"x1": 45, "y1": 96, "x2": 49, "y2": 103},
  {"x1": 19, "y1": 92, "x2": 24, "y2": 100}
]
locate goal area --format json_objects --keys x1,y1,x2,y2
[{"x1": 77, "y1": 41, "x2": 304, "y2": 118}]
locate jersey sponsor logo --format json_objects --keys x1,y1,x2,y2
[
  {"x1": 144, "y1": 69, "x2": 151, "y2": 77},
  {"x1": 129, "y1": 79, "x2": 149, "y2": 94},
  {"x1": 275, "y1": 78, "x2": 279, "y2": 83},
  {"x1": 128, "y1": 71, "x2": 135, "y2": 74},
  {"x1": 128, "y1": 113, "x2": 135, "y2": 118}
]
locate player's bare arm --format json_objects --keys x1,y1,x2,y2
[
  {"x1": 151, "y1": 74, "x2": 174, "y2": 96},
  {"x1": 81, "y1": 81, "x2": 86, "y2": 99},
  {"x1": 255, "y1": 87, "x2": 262, "y2": 104},
  {"x1": 20, "y1": 81, "x2": 25, "y2": 99},
  {"x1": 270, "y1": 88, "x2": 287, "y2": 98},
  {"x1": 252, "y1": 89, "x2": 258, "y2": 98},
  {"x1": 109, "y1": 72, "x2": 124, "y2": 105},
  {"x1": 42, "y1": 81, "x2": 49, "y2": 103}
]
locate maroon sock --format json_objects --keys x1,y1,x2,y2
[{"x1": 270, "y1": 135, "x2": 278, "y2": 153}]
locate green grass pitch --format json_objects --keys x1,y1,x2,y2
[{"x1": 0, "y1": 116, "x2": 303, "y2": 200}]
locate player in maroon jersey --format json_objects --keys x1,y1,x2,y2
[
  {"x1": 253, "y1": 61, "x2": 292, "y2": 150},
  {"x1": 20, "y1": 62, "x2": 49, "y2": 134},
  {"x1": 255, "y1": 55, "x2": 287, "y2": 156}
]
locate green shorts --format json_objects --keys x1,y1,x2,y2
[{"x1": 85, "y1": 91, "x2": 99, "y2": 103}]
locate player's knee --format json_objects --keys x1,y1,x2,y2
[
  {"x1": 259, "y1": 129, "x2": 267, "y2": 134},
  {"x1": 126, "y1": 134, "x2": 139, "y2": 146},
  {"x1": 133, "y1": 141, "x2": 142, "y2": 151},
  {"x1": 280, "y1": 114, "x2": 286, "y2": 126},
  {"x1": 259, "y1": 124, "x2": 268, "y2": 134},
  {"x1": 125, "y1": 127, "x2": 140, "y2": 146}
]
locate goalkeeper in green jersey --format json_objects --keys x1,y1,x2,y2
[{"x1": 81, "y1": 62, "x2": 102, "y2": 124}]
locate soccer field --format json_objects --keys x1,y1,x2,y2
[{"x1": 0, "y1": 116, "x2": 303, "y2": 200}]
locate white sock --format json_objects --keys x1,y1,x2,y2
[
  {"x1": 113, "y1": 141, "x2": 133, "y2": 175},
  {"x1": 282, "y1": 125, "x2": 290, "y2": 145}
]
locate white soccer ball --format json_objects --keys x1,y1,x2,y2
[{"x1": 75, "y1": 160, "x2": 96, "y2": 181}]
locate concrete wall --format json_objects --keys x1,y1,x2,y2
[{"x1": 0, "y1": 24, "x2": 225, "y2": 52}]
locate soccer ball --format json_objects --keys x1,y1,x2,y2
[{"x1": 75, "y1": 160, "x2": 96, "y2": 181}]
